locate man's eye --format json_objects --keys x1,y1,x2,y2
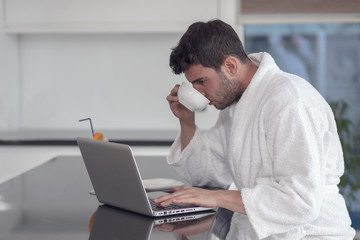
[{"x1": 194, "y1": 79, "x2": 205, "y2": 85}]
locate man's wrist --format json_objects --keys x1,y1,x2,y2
[
  {"x1": 179, "y1": 115, "x2": 195, "y2": 130},
  {"x1": 215, "y1": 190, "x2": 246, "y2": 215}
]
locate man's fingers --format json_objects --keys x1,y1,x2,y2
[
  {"x1": 155, "y1": 186, "x2": 198, "y2": 207},
  {"x1": 170, "y1": 84, "x2": 180, "y2": 95}
]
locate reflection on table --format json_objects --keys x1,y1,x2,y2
[{"x1": 89, "y1": 205, "x2": 234, "y2": 240}]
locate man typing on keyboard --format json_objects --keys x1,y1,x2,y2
[{"x1": 155, "y1": 19, "x2": 355, "y2": 239}]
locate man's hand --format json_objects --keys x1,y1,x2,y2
[
  {"x1": 154, "y1": 186, "x2": 246, "y2": 215},
  {"x1": 166, "y1": 84, "x2": 194, "y2": 120},
  {"x1": 155, "y1": 186, "x2": 219, "y2": 208}
]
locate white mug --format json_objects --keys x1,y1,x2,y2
[{"x1": 177, "y1": 82, "x2": 210, "y2": 112}]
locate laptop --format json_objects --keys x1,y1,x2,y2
[
  {"x1": 77, "y1": 137, "x2": 214, "y2": 217},
  {"x1": 89, "y1": 205, "x2": 216, "y2": 240}
]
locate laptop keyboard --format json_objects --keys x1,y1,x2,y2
[{"x1": 149, "y1": 198, "x2": 187, "y2": 211}]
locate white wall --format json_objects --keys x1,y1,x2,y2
[
  {"x1": 18, "y1": 33, "x2": 191, "y2": 130},
  {"x1": 0, "y1": 5, "x2": 20, "y2": 130}
]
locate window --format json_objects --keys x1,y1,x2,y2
[{"x1": 244, "y1": 23, "x2": 360, "y2": 131}]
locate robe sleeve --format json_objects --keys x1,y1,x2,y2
[{"x1": 167, "y1": 111, "x2": 233, "y2": 188}]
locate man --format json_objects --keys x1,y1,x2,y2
[{"x1": 155, "y1": 19, "x2": 355, "y2": 239}]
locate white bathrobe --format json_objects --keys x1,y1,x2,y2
[{"x1": 167, "y1": 53, "x2": 355, "y2": 239}]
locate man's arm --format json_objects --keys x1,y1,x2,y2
[
  {"x1": 179, "y1": 116, "x2": 196, "y2": 151},
  {"x1": 167, "y1": 84, "x2": 196, "y2": 150}
]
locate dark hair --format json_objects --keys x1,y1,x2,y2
[{"x1": 169, "y1": 19, "x2": 249, "y2": 74}]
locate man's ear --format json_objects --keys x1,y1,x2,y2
[{"x1": 222, "y1": 56, "x2": 238, "y2": 76}]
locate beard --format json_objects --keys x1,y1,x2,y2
[{"x1": 213, "y1": 71, "x2": 242, "y2": 110}]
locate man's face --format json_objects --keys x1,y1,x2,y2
[{"x1": 184, "y1": 64, "x2": 241, "y2": 110}]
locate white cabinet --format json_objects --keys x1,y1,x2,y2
[{"x1": 3, "y1": 0, "x2": 226, "y2": 33}]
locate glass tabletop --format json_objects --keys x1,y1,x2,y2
[{"x1": 0, "y1": 156, "x2": 233, "y2": 240}]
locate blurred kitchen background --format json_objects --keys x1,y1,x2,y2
[{"x1": 1, "y1": 0, "x2": 360, "y2": 231}]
